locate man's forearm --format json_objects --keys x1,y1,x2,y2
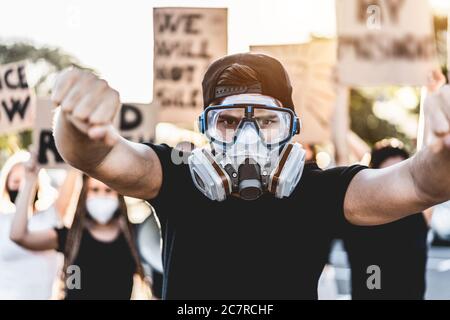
[
  {"x1": 51, "y1": 68, "x2": 163, "y2": 200},
  {"x1": 53, "y1": 108, "x2": 114, "y2": 174},
  {"x1": 345, "y1": 142, "x2": 450, "y2": 226},
  {"x1": 410, "y1": 140, "x2": 450, "y2": 207}
]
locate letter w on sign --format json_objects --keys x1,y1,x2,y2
[{"x1": 0, "y1": 61, "x2": 36, "y2": 134}]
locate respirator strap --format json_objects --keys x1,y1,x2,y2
[
  {"x1": 202, "y1": 149, "x2": 232, "y2": 196},
  {"x1": 268, "y1": 143, "x2": 293, "y2": 194}
]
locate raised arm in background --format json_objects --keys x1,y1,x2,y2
[
  {"x1": 53, "y1": 168, "x2": 80, "y2": 220},
  {"x1": 9, "y1": 157, "x2": 58, "y2": 251}
]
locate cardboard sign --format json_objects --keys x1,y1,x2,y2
[
  {"x1": 34, "y1": 98, "x2": 67, "y2": 168},
  {"x1": 153, "y1": 7, "x2": 227, "y2": 127},
  {"x1": 336, "y1": 0, "x2": 438, "y2": 86},
  {"x1": 116, "y1": 103, "x2": 158, "y2": 143},
  {"x1": 0, "y1": 61, "x2": 35, "y2": 134},
  {"x1": 34, "y1": 99, "x2": 158, "y2": 168},
  {"x1": 251, "y1": 40, "x2": 337, "y2": 144}
]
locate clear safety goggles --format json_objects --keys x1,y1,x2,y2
[{"x1": 198, "y1": 104, "x2": 300, "y2": 147}]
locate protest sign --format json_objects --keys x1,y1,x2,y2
[
  {"x1": 336, "y1": 0, "x2": 438, "y2": 86},
  {"x1": 153, "y1": 7, "x2": 227, "y2": 127},
  {"x1": 0, "y1": 61, "x2": 35, "y2": 134},
  {"x1": 251, "y1": 39, "x2": 337, "y2": 144},
  {"x1": 34, "y1": 99, "x2": 158, "y2": 168},
  {"x1": 117, "y1": 102, "x2": 158, "y2": 143}
]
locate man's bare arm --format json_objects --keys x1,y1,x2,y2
[
  {"x1": 52, "y1": 68, "x2": 162, "y2": 200},
  {"x1": 344, "y1": 85, "x2": 450, "y2": 226}
]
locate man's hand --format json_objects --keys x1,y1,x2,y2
[
  {"x1": 51, "y1": 68, "x2": 121, "y2": 146},
  {"x1": 425, "y1": 84, "x2": 450, "y2": 150},
  {"x1": 23, "y1": 152, "x2": 39, "y2": 184},
  {"x1": 52, "y1": 68, "x2": 163, "y2": 200},
  {"x1": 344, "y1": 77, "x2": 450, "y2": 226},
  {"x1": 426, "y1": 69, "x2": 446, "y2": 94}
]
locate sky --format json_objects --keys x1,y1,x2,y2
[{"x1": 0, "y1": 0, "x2": 448, "y2": 103}]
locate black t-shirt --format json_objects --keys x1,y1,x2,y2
[
  {"x1": 151, "y1": 270, "x2": 164, "y2": 299},
  {"x1": 146, "y1": 143, "x2": 366, "y2": 300},
  {"x1": 341, "y1": 213, "x2": 428, "y2": 300},
  {"x1": 55, "y1": 227, "x2": 136, "y2": 300}
]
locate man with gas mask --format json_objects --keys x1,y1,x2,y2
[
  {"x1": 52, "y1": 53, "x2": 450, "y2": 299},
  {"x1": 189, "y1": 60, "x2": 305, "y2": 201}
]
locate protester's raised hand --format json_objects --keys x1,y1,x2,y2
[
  {"x1": 426, "y1": 69, "x2": 446, "y2": 93},
  {"x1": 23, "y1": 152, "x2": 39, "y2": 184},
  {"x1": 51, "y1": 68, "x2": 121, "y2": 146},
  {"x1": 424, "y1": 82, "x2": 450, "y2": 149}
]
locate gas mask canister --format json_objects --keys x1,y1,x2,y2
[{"x1": 188, "y1": 99, "x2": 306, "y2": 201}]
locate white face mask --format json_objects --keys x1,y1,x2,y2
[{"x1": 86, "y1": 197, "x2": 119, "y2": 225}]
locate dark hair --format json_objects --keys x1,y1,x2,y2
[{"x1": 370, "y1": 139, "x2": 409, "y2": 169}]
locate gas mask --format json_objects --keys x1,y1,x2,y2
[{"x1": 188, "y1": 98, "x2": 305, "y2": 201}]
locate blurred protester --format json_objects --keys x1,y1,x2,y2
[
  {"x1": 150, "y1": 271, "x2": 163, "y2": 300},
  {"x1": 303, "y1": 144, "x2": 317, "y2": 164},
  {"x1": 429, "y1": 201, "x2": 450, "y2": 245},
  {"x1": 342, "y1": 139, "x2": 428, "y2": 300},
  {"x1": 137, "y1": 206, "x2": 164, "y2": 300},
  {"x1": 10, "y1": 161, "x2": 149, "y2": 299},
  {"x1": 0, "y1": 151, "x2": 77, "y2": 299}
]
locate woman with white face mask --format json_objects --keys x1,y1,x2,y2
[
  {"x1": 0, "y1": 151, "x2": 77, "y2": 300},
  {"x1": 9, "y1": 158, "x2": 148, "y2": 300}
]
